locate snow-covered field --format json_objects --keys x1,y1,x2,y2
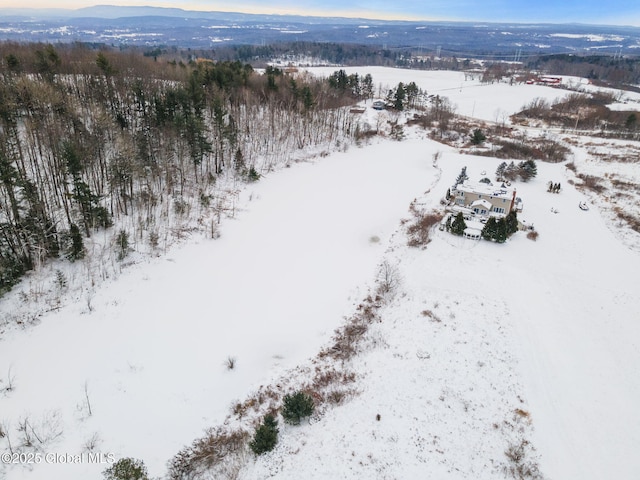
[
  {"x1": 240, "y1": 145, "x2": 640, "y2": 480},
  {"x1": 1, "y1": 68, "x2": 639, "y2": 480}
]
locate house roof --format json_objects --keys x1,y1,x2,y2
[
  {"x1": 471, "y1": 199, "x2": 492, "y2": 209},
  {"x1": 455, "y1": 180, "x2": 515, "y2": 199}
]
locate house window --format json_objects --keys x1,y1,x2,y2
[{"x1": 493, "y1": 207, "x2": 505, "y2": 214}]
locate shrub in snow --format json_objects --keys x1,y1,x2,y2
[
  {"x1": 247, "y1": 166, "x2": 261, "y2": 182},
  {"x1": 103, "y1": 457, "x2": 149, "y2": 480},
  {"x1": 281, "y1": 391, "x2": 315, "y2": 425},
  {"x1": 503, "y1": 439, "x2": 543, "y2": 480},
  {"x1": 249, "y1": 414, "x2": 279, "y2": 455},
  {"x1": 225, "y1": 356, "x2": 236, "y2": 370},
  {"x1": 376, "y1": 260, "x2": 401, "y2": 296}
]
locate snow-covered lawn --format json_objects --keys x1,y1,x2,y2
[{"x1": 1, "y1": 67, "x2": 639, "y2": 480}]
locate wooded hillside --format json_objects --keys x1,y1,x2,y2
[{"x1": 0, "y1": 43, "x2": 362, "y2": 294}]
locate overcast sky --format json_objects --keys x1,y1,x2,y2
[{"x1": 1, "y1": 0, "x2": 639, "y2": 26}]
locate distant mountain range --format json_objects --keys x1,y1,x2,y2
[{"x1": 1, "y1": 5, "x2": 639, "y2": 55}]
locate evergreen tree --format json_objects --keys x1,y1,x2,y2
[
  {"x1": 328, "y1": 69, "x2": 348, "y2": 91},
  {"x1": 115, "y1": 229, "x2": 130, "y2": 261},
  {"x1": 496, "y1": 161, "x2": 508, "y2": 180},
  {"x1": 65, "y1": 224, "x2": 85, "y2": 261},
  {"x1": 302, "y1": 86, "x2": 314, "y2": 111},
  {"x1": 481, "y1": 217, "x2": 498, "y2": 241},
  {"x1": 281, "y1": 391, "x2": 315, "y2": 425},
  {"x1": 103, "y1": 457, "x2": 149, "y2": 480},
  {"x1": 405, "y1": 82, "x2": 420, "y2": 108},
  {"x1": 249, "y1": 414, "x2": 279, "y2": 455},
  {"x1": 234, "y1": 147, "x2": 245, "y2": 173},
  {"x1": 0, "y1": 254, "x2": 27, "y2": 294},
  {"x1": 518, "y1": 159, "x2": 537, "y2": 181},
  {"x1": 505, "y1": 210, "x2": 518, "y2": 235},
  {"x1": 96, "y1": 52, "x2": 116, "y2": 76},
  {"x1": 626, "y1": 113, "x2": 637, "y2": 130},
  {"x1": 495, "y1": 218, "x2": 508, "y2": 243},
  {"x1": 34, "y1": 44, "x2": 60, "y2": 82},
  {"x1": 362, "y1": 73, "x2": 374, "y2": 99},
  {"x1": 62, "y1": 141, "x2": 112, "y2": 235},
  {"x1": 455, "y1": 166, "x2": 469, "y2": 186},
  {"x1": 5, "y1": 53, "x2": 21, "y2": 72},
  {"x1": 247, "y1": 166, "x2": 260, "y2": 182},
  {"x1": 393, "y1": 82, "x2": 406, "y2": 110},
  {"x1": 471, "y1": 128, "x2": 486, "y2": 145},
  {"x1": 450, "y1": 212, "x2": 467, "y2": 236},
  {"x1": 504, "y1": 161, "x2": 518, "y2": 181}
]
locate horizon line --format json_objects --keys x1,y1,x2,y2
[{"x1": 0, "y1": 4, "x2": 638, "y2": 28}]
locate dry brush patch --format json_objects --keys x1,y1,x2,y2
[
  {"x1": 320, "y1": 295, "x2": 381, "y2": 362},
  {"x1": 608, "y1": 175, "x2": 639, "y2": 192},
  {"x1": 168, "y1": 293, "x2": 383, "y2": 479},
  {"x1": 575, "y1": 173, "x2": 606, "y2": 194},
  {"x1": 475, "y1": 137, "x2": 570, "y2": 163},
  {"x1": 405, "y1": 202, "x2": 444, "y2": 248},
  {"x1": 503, "y1": 439, "x2": 544, "y2": 480},
  {"x1": 613, "y1": 207, "x2": 640, "y2": 233},
  {"x1": 168, "y1": 427, "x2": 250, "y2": 480}
]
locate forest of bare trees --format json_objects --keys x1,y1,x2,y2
[{"x1": 0, "y1": 43, "x2": 368, "y2": 294}]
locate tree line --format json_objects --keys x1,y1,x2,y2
[
  {"x1": 0, "y1": 43, "x2": 362, "y2": 294},
  {"x1": 525, "y1": 54, "x2": 640, "y2": 87}
]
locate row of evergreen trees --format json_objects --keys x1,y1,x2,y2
[
  {"x1": 481, "y1": 211, "x2": 519, "y2": 242},
  {"x1": 496, "y1": 159, "x2": 537, "y2": 182},
  {"x1": 446, "y1": 210, "x2": 519, "y2": 243}
]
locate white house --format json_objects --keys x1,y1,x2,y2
[{"x1": 451, "y1": 181, "x2": 516, "y2": 216}]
